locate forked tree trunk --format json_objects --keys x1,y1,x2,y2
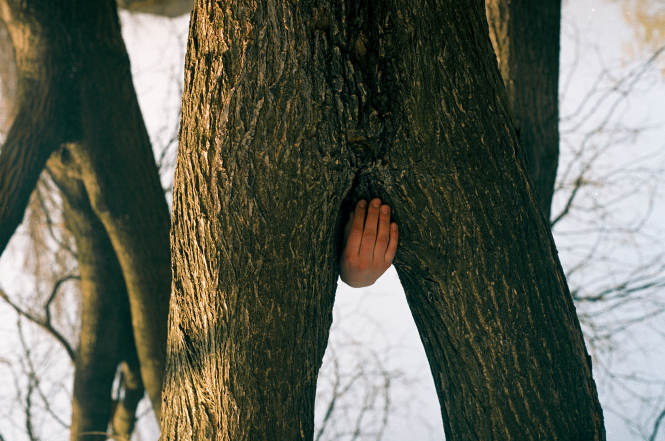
[
  {"x1": 163, "y1": 0, "x2": 605, "y2": 440},
  {"x1": 0, "y1": 0, "x2": 171, "y2": 431},
  {"x1": 65, "y1": 3, "x2": 171, "y2": 415},
  {"x1": 485, "y1": 0, "x2": 562, "y2": 220}
]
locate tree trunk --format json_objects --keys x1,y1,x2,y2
[
  {"x1": 0, "y1": 18, "x2": 17, "y2": 137},
  {"x1": 163, "y1": 0, "x2": 605, "y2": 439},
  {"x1": 161, "y1": 1, "x2": 353, "y2": 437},
  {"x1": 0, "y1": 1, "x2": 77, "y2": 254},
  {"x1": 485, "y1": 0, "x2": 561, "y2": 220},
  {"x1": 48, "y1": 150, "x2": 144, "y2": 441},
  {"x1": 0, "y1": 0, "x2": 170, "y2": 424},
  {"x1": 65, "y1": 2, "x2": 171, "y2": 415}
]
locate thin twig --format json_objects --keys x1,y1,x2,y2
[
  {"x1": 649, "y1": 407, "x2": 665, "y2": 441},
  {"x1": 0, "y1": 286, "x2": 77, "y2": 362}
]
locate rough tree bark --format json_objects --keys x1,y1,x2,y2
[
  {"x1": 485, "y1": 0, "x2": 561, "y2": 220},
  {"x1": 0, "y1": 0, "x2": 171, "y2": 434},
  {"x1": 163, "y1": 0, "x2": 605, "y2": 440}
]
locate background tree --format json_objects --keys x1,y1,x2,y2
[
  {"x1": 485, "y1": 0, "x2": 561, "y2": 220},
  {"x1": 0, "y1": 0, "x2": 172, "y2": 438},
  {"x1": 162, "y1": 0, "x2": 603, "y2": 440}
]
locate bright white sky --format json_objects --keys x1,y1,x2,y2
[{"x1": 1, "y1": 2, "x2": 665, "y2": 440}]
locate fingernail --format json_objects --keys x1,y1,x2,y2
[
  {"x1": 372, "y1": 199, "x2": 381, "y2": 207},
  {"x1": 391, "y1": 223, "x2": 397, "y2": 230},
  {"x1": 359, "y1": 200, "x2": 367, "y2": 207},
  {"x1": 381, "y1": 205, "x2": 389, "y2": 214}
]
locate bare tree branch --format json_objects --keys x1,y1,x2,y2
[
  {"x1": 0, "y1": 283, "x2": 77, "y2": 362},
  {"x1": 650, "y1": 406, "x2": 665, "y2": 441}
]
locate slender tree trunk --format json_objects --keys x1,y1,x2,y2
[
  {"x1": 164, "y1": 0, "x2": 604, "y2": 440},
  {"x1": 48, "y1": 150, "x2": 144, "y2": 441},
  {"x1": 485, "y1": 0, "x2": 561, "y2": 220},
  {"x1": 65, "y1": 2, "x2": 171, "y2": 415},
  {"x1": 0, "y1": 0, "x2": 170, "y2": 422}
]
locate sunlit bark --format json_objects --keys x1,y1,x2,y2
[
  {"x1": 163, "y1": 0, "x2": 605, "y2": 439},
  {"x1": 0, "y1": 18, "x2": 17, "y2": 138}
]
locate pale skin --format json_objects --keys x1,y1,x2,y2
[{"x1": 339, "y1": 198, "x2": 399, "y2": 288}]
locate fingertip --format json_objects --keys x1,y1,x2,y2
[
  {"x1": 381, "y1": 205, "x2": 390, "y2": 215},
  {"x1": 391, "y1": 222, "x2": 397, "y2": 231},
  {"x1": 358, "y1": 200, "x2": 367, "y2": 208},
  {"x1": 372, "y1": 198, "x2": 381, "y2": 208}
]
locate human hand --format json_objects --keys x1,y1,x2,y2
[{"x1": 339, "y1": 198, "x2": 399, "y2": 288}]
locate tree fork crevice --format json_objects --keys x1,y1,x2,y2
[{"x1": 163, "y1": 0, "x2": 605, "y2": 440}]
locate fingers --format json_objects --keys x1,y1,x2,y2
[
  {"x1": 375, "y1": 203, "x2": 391, "y2": 257},
  {"x1": 339, "y1": 197, "x2": 399, "y2": 288},
  {"x1": 385, "y1": 222, "x2": 398, "y2": 264},
  {"x1": 345, "y1": 200, "x2": 367, "y2": 256},
  {"x1": 360, "y1": 198, "x2": 381, "y2": 257},
  {"x1": 343, "y1": 197, "x2": 398, "y2": 265}
]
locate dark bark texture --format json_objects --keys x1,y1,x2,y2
[
  {"x1": 164, "y1": 0, "x2": 604, "y2": 440},
  {"x1": 0, "y1": 0, "x2": 171, "y2": 436},
  {"x1": 485, "y1": 0, "x2": 561, "y2": 220}
]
